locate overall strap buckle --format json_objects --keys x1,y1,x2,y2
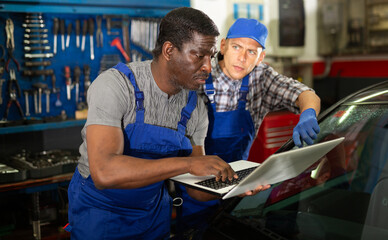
[
  {"x1": 135, "y1": 91, "x2": 144, "y2": 111},
  {"x1": 179, "y1": 108, "x2": 190, "y2": 127},
  {"x1": 239, "y1": 90, "x2": 248, "y2": 102},
  {"x1": 205, "y1": 74, "x2": 216, "y2": 104},
  {"x1": 239, "y1": 74, "x2": 250, "y2": 102},
  {"x1": 205, "y1": 89, "x2": 215, "y2": 103}
]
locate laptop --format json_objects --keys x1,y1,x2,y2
[{"x1": 170, "y1": 137, "x2": 345, "y2": 199}]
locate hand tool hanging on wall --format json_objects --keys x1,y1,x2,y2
[
  {"x1": 25, "y1": 19, "x2": 44, "y2": 24},
  {"x1": 26, "y1": 15, "x2": 42, "y2": 19},
  {"x1": 130, "y1": 18, "x2": 160, "y2": 56},
  {"x1": 81, "y1": 19, "x2": 87, "y2": 52},
  {"x1": 23, "y1": 90, "x2": 30, "y2": 117},
  {"x1": 66, "y1": 22, "x2": 72, "y2": 48},
  {"x1": 51, "y1": 73, "x2": 62, "y2": 107},
  {"x1": 32, "y1": 82, "x2": 48, "y2": 114},
  {"x1": 44, "y1": 89, "x2": 51, "y2": 113},
  {"x1": 24, "y1": 46, "x2": 51, "y2": 52},
  {"x1": 53, "y1": 18, "x2": 59, "y2": 54},
  {"x1": 88, "y1": 18, "x2": 95, "y2": 60},
  {"x1": 84, "y1": 64, "x2": 91, "y2": 100},
  {"x1": 75, "y1": 19, "x2": 80, "y2": 48},
  {"x1": 24, "y1": 33, "x2": 48, "y2": 39},
  {"x1": 55, "y1": 93, "x2": 62, "y2": 107},
  {"x1": 122, "y1": 17, "x2": 131, "y2": 60},
  {"x1": 74, "y1": 66, "x2": 81, "y2": 103},
  {"x1": 22, "y1": 23, "x2": 45, "y2": 28},
  {"x1": 3, "y1": 69, "x2": 24, "y2": 120},
  {"x1": 25, "y1": 61, "x2": 51, "y2": 67},
  {"x1": 65, "y1": 66, "x2": 72, "y2": 100},
  {"x1": 24, "y1": 39, "x2": 49, "y2": 45},
  {"x1": 25, "y1": 28, "x2": 48, "y2": 33},
  {"x1": 33, "y1": 89, "x2": 38, "y2": 114},
  {"x1": 25, "y1": 53, "x2": 54, "y2": 58},
  {"x1": 104, "y1": 15, "x2": 120, "y2": 35},
  {"x1": 8, "y1": 69, "x2": 21, "y2": 98},
  {"x1": 60, "y1": 19, "x2": 65, "y2": 51},
  {"x1": 96, "y1": 16, "x2": 103, "y2": 48},
  {"x1": 5, "y1": 19, "x2": 20, "y2": 72},
  {"x1": 51, "y1": 72, "x2": 57, "y2": 92},
  {"x1": 23, "y1": 69, "x2": 54, "y2": 77},
  {"x1": 111, "y1": 37, "x2": 130, "y2": 62}
]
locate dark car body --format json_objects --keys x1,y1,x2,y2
[{"x1": 203, "y1": 81, "x2": 388, "y2": 240}]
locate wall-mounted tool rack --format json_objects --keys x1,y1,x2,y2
[
  {"x1": 0, "y1": 1, "x2": 190, "y2": 239},
  {"x1": 0, "y1": 0, "x2": 189, "y2": 131}
]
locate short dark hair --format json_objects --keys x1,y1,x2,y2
[{"x1": 152, "y1": 7, "x2": 219, "y2": 58}]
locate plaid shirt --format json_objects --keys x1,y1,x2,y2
[{"x1": 198, "y1": 59, "x2": 312, "y2": 134}]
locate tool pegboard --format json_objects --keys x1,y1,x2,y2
[
  {"x1": 0, "y1": 0, "x2": 190, "y2": 127},
  {"x1": 0, "y1": 12, "x2": 154, "y2": 124}
]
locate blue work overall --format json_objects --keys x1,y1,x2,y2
[
  {"x1": 175, "y1": 74, "x2": 255, "y2": 232},
  {"x1": 65, "y1": 63, "x2": 197, "y2": 240}
]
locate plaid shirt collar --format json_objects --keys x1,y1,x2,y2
[{"x1": 210, "y1": 58, "x2": 243, "y2": 93}]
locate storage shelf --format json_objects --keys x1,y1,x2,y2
[
  {"x1": 0, "y1": 119, "x2": 86, "y2": 135},
  {"x1": 0, "y1": 0, "x2": 190, "y2": 16}
]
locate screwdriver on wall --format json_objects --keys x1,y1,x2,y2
[
  {"x1": 75, "y1": 19, "x2": 80, "y2": 48},
  {"x1": 81, "y1": 19, "x2": 87, "y2": 52},
  {"x1": 60, "y1": 19, "x2": 65, "y2": 51},
  {"x1": 74, "y1": 66, "x2": 81, "y2": 103},
  {"x1": 66, "y1": 22, "x2": 72, "y2": 48},
  {"x1": 84, "y1": 64, "x2": 91, "y2": 100},
  {"x1": 88, "y1": 18, "x2": 95, "y2": 60},
  {"x1": 53, "y1": 18, "x2": 58, "y2": 54},
  {"x1": 65, "y1": 66, "x2": 72, "y2": 100}
]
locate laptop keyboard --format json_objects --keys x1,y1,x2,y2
[{"x1": 195, "y1": 166, "x2": 258, "y2": 190}]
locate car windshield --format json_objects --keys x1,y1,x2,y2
[{"x1": 227, "y1": 96, "x2": 388, "y2": 239}]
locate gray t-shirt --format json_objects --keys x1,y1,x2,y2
[{"x1": 77, "y1": 60, "x2": 209, "y2": 178}]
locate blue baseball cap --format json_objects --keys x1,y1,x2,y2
[{"x1": 226, "y1": 18, "x2": 268, "y2": 49}]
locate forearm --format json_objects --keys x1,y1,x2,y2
[
  {"x1": 90, "y1": 154, "x2": 191, "y2": 189},
  {"x1": 87, "y1": 124, "x2": 191, "y2": 189},
  {"x1": 296, "y1": 90, "x2": 321, "y2": 115},
  {"x1": 186, "y1": 186, "x2": 220, "y2": 201},
  {"x1": 88, "y1": 124, "x2": 235, "y2": 191}
]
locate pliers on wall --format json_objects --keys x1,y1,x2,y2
[
  {"x1": 3, "y1": 69, "x2": 24, "y2": 120},
  {"x1": 5, "y1": 18, "x2": 20, "y2": 72}
]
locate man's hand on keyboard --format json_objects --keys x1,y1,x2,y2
[
  {"x1": 188, "y1": 155, "x2": 238, "y2": 182},
  {"x1": 238, "y1": 184, "x2": 271, "y2": 197}
]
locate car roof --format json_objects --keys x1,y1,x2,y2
[{"x1": 344, "y1": 80, "x2": 388, "y2": 105}]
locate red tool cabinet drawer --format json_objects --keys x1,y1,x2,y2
[{"x1": 248, "y1": 111, "x2": 299, "y2": 163}]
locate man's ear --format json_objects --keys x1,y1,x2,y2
[
  {"x1": 220, "y1": 38, "x2": 227, "y2": 55},
  {"x1": 162, "y1": 41, "x2": 174, "y2": 61},
  {"x1": 256, "y1": 51, "x2": 266, "y2": 66}
]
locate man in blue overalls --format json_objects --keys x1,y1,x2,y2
[
  {"x1": 175, "y1": 18, "x2": 321, "y2": 237},
  {"x1": 64, "y1": 8, "x2": 264, "y2": 240}
]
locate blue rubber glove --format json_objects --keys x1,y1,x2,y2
[{"x1": 293, "y1": 108, "x2": 320, "y2": 147}]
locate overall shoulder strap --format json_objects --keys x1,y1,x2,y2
[
  {"x1": 113, "y1": 62, "x2": 145, "y2": 123},
  {"x1": 177, "y1": 90, "x2": 197, "y2": 134},
  {"x1": 204, "y1": 74, "x2": 216, "y2": 111},
  {"x1": 238, "y1": 74, "x2": 250, "y2": 109}
]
